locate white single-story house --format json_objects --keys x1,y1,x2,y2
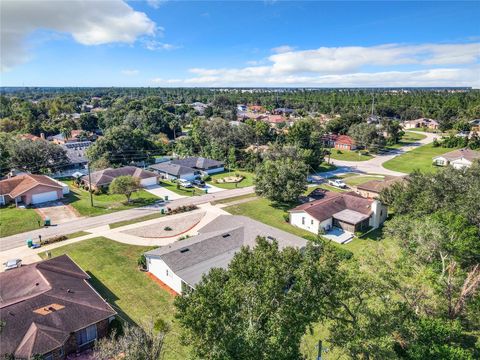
[
  {"x1": 144, "y1": 215, "x2": 306, "y2": 294},
  {"x1": 81, "y1": 166, "x2": 158, "y2": 190},
  {"x1": 289, "y1": 191, "x2": 387, "y2": 235},
  {"x1": 433, "y1": 148, "x2": 480, "y2": 169},
  {"x1": 0, "y1": 174, "x2": 66, "y2": 206},
  {"x1": 170, "y1": 157, "x2": 225, "y2": 175},
  {"x1": 149, "y1": 163, "x2": 197, "y2": 181}
]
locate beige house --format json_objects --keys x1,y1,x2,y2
[
  {"x1": 403, "y1": 118, "x2": 439, "y2": 130},
  {"x1": 0, "y1": 174, "x2": 66, "y2": 206},
  {"x1": 433, "y1": 148, "x2": 480, "y2": 169}
]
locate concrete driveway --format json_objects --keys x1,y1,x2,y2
[
  {"x1": 34, "y1": 201, "x2": 80, "y2": 225},
  {"x1": 144, "y1": 184, "x2": 186, "y2": 200}
]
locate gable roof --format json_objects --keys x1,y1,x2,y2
[
  {"x1": 356, "y1": 176, "x2": 405, "y2": 194},
  {"x1": 433, "y1": 148, "x2": 480, "y2": 162},
  {"x1": 334, "y1": 135, "x2": 355, "y2": 145},
  {"x1": 290, "y1": 191, "x2": 373, "y2": 222},
  {"x1": 0, "y1": 174, "x2": 62, "y2": 198},
  {"x1": 150, "y1": 162, "x2": 196, "y2": 176},
  {"x1": 0, "y1": 255, "x2": 116, "y2": 358},
  {"x1": 170, "y1": 157, "x2": 224, "y2": 170},
  {"x1": 145, "y1": 215, "x2": 306, "y2": 287},
  {"x1": 81, "y1": 166, "x2": 157, "y2": 186}
]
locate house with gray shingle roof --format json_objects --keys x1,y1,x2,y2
[
  {"x1": 144, "y1": 215, "x2": 307, "y2": 294},
  {"x1": 81, "y1": 166, "x2": 158, "y2": 190},
  {"x1": 149, "y1": 162, "x2": 197, "y2": 181},
  {"x1": 170, "y1": 157, "x2": 224, "y2": 174}
]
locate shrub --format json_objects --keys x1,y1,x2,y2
[
  {"x1": 283, "y1": 213, "x2": 290, "y2": 222},
  {"x1": 137, "y1": 254, "x2": 147, "y2": 270},
  {"x1": 41, "y1": 235, "x2": 68, "y2": 245},
  {"x1": 168, "y1": 204, "x2": 198, "y2": 215},
  {"x1": 202, "y1": 175, "x2": 211, "y2": 182}
]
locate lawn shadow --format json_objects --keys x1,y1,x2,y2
[{"x1": 86, "y1": 271, "x2": 137, "y2": 326}]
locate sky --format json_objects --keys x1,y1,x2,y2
[{"x1": 1, "y1": 0, "x2": 479, "y2": 88}]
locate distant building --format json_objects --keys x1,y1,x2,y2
[
  {"x1": 49, "y1": 130, "x2": 95, "y2": 145},
  {"x1": 402, "y1": 118, "x2": 439, "y2": 130},
  {"x1": 433, "y1": 148, "x2": 480, "y2": 169},
  {"x1": 0, "y1": 255, "x2": 116, "y2": 359},
  {"x1": 333, "y1": 135, "x2": 357, "y2": 151},
  {"x1": 170, "y1": 157, "x2": 224, "y2": 174},
  {"x1": 354, "y1": 176, "x2": 405, "y2": 199},
  {"x1": 237, "y1": 104, "x2": 247, "y2": 112},
  {"x1": 61, "y1": 141, "x2": 91, "y2": 170}
]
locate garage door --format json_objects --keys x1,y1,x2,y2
[
  {"x1": 31, "y1": 191, "x2": 59, "y2": 204},
  {"x1": 141, "y1": 177, "x2": 157, "y2": 187}
]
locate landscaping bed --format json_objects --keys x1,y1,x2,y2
[{"x1": 208, "y1": 170, "x2": 254, "y2": 189}]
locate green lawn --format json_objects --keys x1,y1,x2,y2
[
  {"x1": 306, "y1": 184, "x2": 348, "y2": 194},
  {"x1": 65, "y1": 231, "x2": 90, "y2": 239},
  {"x1": 109, "y1": 213, "x2": 165, "y2": 229},
  {"x1": 316, "y1": 163, "x2": 337, "y2": 172},
  {"x1": 208, "y1": 170, "x2": 254, "y2": 189},
  {"x1": 343, "y1": 175, "x2": 384, "y2": 187},
  {"x1": 0, "y1": 206, "x2": 43, "y2": 237},
  {"x1": 224, "y1": 197, "x2": 392, "y2": 256},
  {"x1": 211, "y1": 193, "x2": 257, "y2": 205},
  {"x1": 39, "y1": 237, "x2": 188, "y2": 359},
  {"x1": 63, "y1": 180, "x2": 161, "y2": 216},
  {"x1": 382, "y1": 143, "x2": 459, "y2": 174},
  {"x1": 160, "y1": 180, "x2": 201, "y2": 196},
  {"x1": 386, "y1": 131, "x2": 427, "y2": 150},
  {"x1": 329, "y1": 150, "x2": 373, "y2": 161}
]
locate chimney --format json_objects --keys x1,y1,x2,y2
[{"x1": 370, "y1": 200, "x2": 386, "y2": 228}]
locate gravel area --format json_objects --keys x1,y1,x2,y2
[{"x1": 121, "y1": 211, "x2": 205, "y2": 238}]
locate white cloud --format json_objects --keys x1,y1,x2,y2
[
  {"x1": 1, "y1": 0, "x2": 156, "y2": 71},
  {"x1": 143, "y1": 40, "x2": 181, "y2": 51},
  {"x1": 271, "y1": 45, "x2": 295, "y2": 54},
  {"x1": 147, "y1": 0, "x2": 167, "y2": 9},
  {"x1": 121, "y1": 69, "x2": 139, "y2": 76},
  {"x1": 159, "y1": 42, "x2": 480, "y2": 88}
]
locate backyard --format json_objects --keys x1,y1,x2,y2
[
  {"x1": 0, "y1": 206, "x2": 42, "y2": 237},
  {"x1": 382, "y1": 143, "x2": 459, "y2": 173},
  {"x1": 207, "y1": 170, "x2": 254, "y2": 189},
  {"x1": 39, "y1": 237, "x2": 189, "y2": 360},
  {"x1": 62, "y1": 180, "x2": 160, "y2": 217}
]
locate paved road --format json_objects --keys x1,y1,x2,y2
[
  {"x1": 0, "y1": 186, "x2": 254, "y2": 251},
  {"x1": 326, "y1": 131, "x2": 437, "y2": 177}
]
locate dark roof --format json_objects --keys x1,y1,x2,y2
[
  {"x1": 290, "y1": 191, "x2": 373, "y2": 222},
  {"x1": 0, "y1": 255, "x2": 116, "y2": 358},
  {"x1": 81, "y1": 166, "x2": 157, "y2": 186},
  {"x1": 0, "y1": 174, "x2": 62, "y2": 198},
  {"x1": 170, "y1": 157, "x2": 224, "y2": 170},
  {"x1": 356, "y1": 176, "x2": 405, "y2": 194},
  {"x1": 61, "y1": 141, "x2": 91, "y2": 165},
  {"x1": 145, "y1": 215, "x2": 306, "y2": 287},
  {"x1": 149, "y1": 162, "x2": 195, "y2": 176}
]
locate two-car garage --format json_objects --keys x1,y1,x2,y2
[{"x1": 31, "y1": 191, "x2": 60, "y2": 205}]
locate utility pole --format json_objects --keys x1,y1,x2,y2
[
  {"x1": 316, "y1": 340, "x2": 323, "y2": 360},
  {"x1": 87, "y1": 161, "x2": 94, "y2": 207}
]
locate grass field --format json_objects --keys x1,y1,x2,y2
[
  {"x1": 211, "y1": 193, "x2": 257, "y2": 205},
  {"x1": 208, "y1": 170, "x2": 254, "y2": 189},
  {"x1": 39, "y1": 237, "x2": 188, "y2": 359},
  {"x1": 329, "y1": 150, "x2": 373, "y2": 161},
  {"x1": 63, "y1": 180, "x2": 160, "y2": 217},
  {"x1": 109, "y1": 213, "x2": 165, "y2": 229},
  {"x1": 316, "y1": 163, "x2": 337, "y2": 172},
  {"x1": 382, "y1": 143, "x2": 459, "y2": 173},
  {"x1": 160, "y1": 180, "x2": 202, "y2": 197},
  {"x1": 386, "y1": 131, "x2": 427, "y2": 150},
  {"x1": 343, "y1": 175, "x2": 384, "y2": 187},
  {"x1": 0, "y1": 206, "x2": 42, "y2": 237}
]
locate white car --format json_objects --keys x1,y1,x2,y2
[
  {"x1": 328, "y1": 179, "x2": 347, "y2": 188},
  {"x1": 178, "y1": 179, "x2": 193, "y2": 188},
  {"x1": 4, "y1": 259, "x2": 22, "y2": 271}
]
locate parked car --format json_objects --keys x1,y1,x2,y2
[
  {"x1": 328, "y1": 179, "x2": 347, "y2": 188},
  {"x1": 4, "y1": 259, "x2": 22, "y2": 271},
  {"x1": 193, "y1": 179, "x2": 205, "y2": 187},
  {"x1": 178, "y1": 179, "x2": 193, "y2": 188}
]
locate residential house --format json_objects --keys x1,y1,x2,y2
[
  {"x1": 402, "y1": 118, "x2": 439, "y2": 130},
  {"x1": 432, "y1": 148, "x2": 480, "y2": 169},
  {"x1": 0, "y1": 255, "x2": 116, "y2": 359},
  {"x1": 81, "y1": 166, "x2": 158, "y2": 190},
  {"x1": 249, "y1": 105, "x2": 265, "y2": 113},
  {"x1": 333, "y1": 135, "x2": 357, "y2": 150},
  {"x1": 144, "y1": 215, "x2": 306, "y2": 294},
  {"x1": 170, "y1": 157, "x2": 225, "y2": 174},
  {"x1": 273, "y1": 107, "x2": 294, "y2": 115},
  {"x1": 191, "y1": 102, "x2": 208, "y2": 115},
  {"x1": 18, "y1": 133, "x2": 45, "y2": 142},
  {"x1": 289, "y1": 191, "x2": 387, "y2": 235},
  {"x1": 149, "y1": 162, "x2": 197, "y2": 181},
  {"x1": 61, "y1": 141, "x2": 91, "y2": 171},
  {"x1": 237, "y1": 104, "x2": 247, "y2": 112},
  {"x1": 49, "y1": 130, "x2": 95, "y2": 145},
  {"x1": 265, "y1": 115, "x2": 287, "y2": 126},
  {"x1": 354, "y1": 176, "x2": 405, "y2": 199},
  {"x1": 0, "y1": 174, "x2": 68, "y2": 206}
]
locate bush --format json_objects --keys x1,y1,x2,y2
[
  {"x1": 167, "y1": 204, "x2": 198, "y2": 215},
  {"x1": 41, "y1": 235, "x2": 68, "y2": 245},
  {"x1": 283, "y1": 213, "x2": 290, "y2": 222},
  {"x1": 202, "y1": 175, "x2": 211, "y2": 182},
  {"x1": 336, "y1": 150, "x2": 342, "y2": 154},
  {"x1": 137, "y1": 254, "x2": 147, "y2": 270}
]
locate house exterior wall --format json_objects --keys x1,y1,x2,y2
[
  {"x1": 24, "y1": 185, "x2": 63, "y2": 205},
  {"x1": 334, "y1": 143, "x2": 356, "y2": 151},
  {"x1": 204, "y1": 166, "x2": 224, "y2": 175},
  {"x1": 290, "y1": 212, "x2": 333, "y2": 234},
  {"x1": 156, "y1": 171, "x2": 196, "y2": 181},
  {"x1": 451, "y1": 158, "x2": 472, "y2": 169},
  {"x1": 369, "y1": 201, "x2": 388, "y2": 229},
  {"x1": 355, "y1": 188, "x2": 381, "y2": 199},
  {"x1": 140, "y1": 177, "x2": 158, "y2": 187},
  {"x1": 147, "y1": 256, "x2": 183, "y2": 294},
  {"x1": 433, "y1": 156, "x2": 448, "y2": 166}
]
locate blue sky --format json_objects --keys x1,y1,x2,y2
[{"x1": 1, "y1": 1, "x2": 479, "y2": 87}]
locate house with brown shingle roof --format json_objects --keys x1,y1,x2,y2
[
  {"x1": 334, "y1": 135, "x2": 357, "y2": 151},
  {"x1": 0, "y1": 255, "x2": 116, "y2": 360},
  {"x1": 432, "y1": 148, "x2": 480, "y2": 169},
  {"x1": 289, "y1": 191, "x2": 387, "y2": 236},
  {"x1": 81, "y1": 166, "x2": 158, "y2": 190},
  {"x1": 0, "y1": 174, "x2": 65, "y2": 206},
  {"x1": 355, "y1": 176, "x2": 406, "y2": 199}
]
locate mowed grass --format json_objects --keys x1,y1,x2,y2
[
  {"x1": 0, "y1": 206, "x2": 42, "y2": 237},
  {"x1": 109, "y1": 213, "x2": 165, "y2": 229},
  {"x1": 63, "y1": 180, "x2": 160, "y2": 217},
  {"x1": 208, "y1": 170, "x2": 254, "y2": 189},
  {"x1": 343, "y1": 175, "x2": 384, "y2": 187},
  {"x1": 223, "y1": 197, "x2": 394, "y2": 256},
  {"x1": 160, "y1": 180, "x2": 201, "y2": 197},
  {"x1": 329, "y1": 150, "x2": 373, "y2": 161},
  {"x1": 211, "y1": 193, "x2": 257, "y2": 205},
  {"x1": 39, "y1": 237, "x2": 188, "y2": 359},
  {"x1": 382, "y1": 143, "x2": 460, "y2": 173},
  {"x1": 386, "y1": 131, "x2": 427, "y2": 150}
]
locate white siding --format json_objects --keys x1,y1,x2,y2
[
  {"x1": 290, "y1": 212, "x2": 332, "y2": 235},
  {"x1": 140, "y1": 177, "x2": 157, "y2": 187},
  {"x1": 451, "y1": 158, "x2": 472, "y2": 169},
  {"x1": 433, "y1": 157, "x2": 448, "y2": 166},
  {"x1": 147, "y1": 256, "x2": 183, "y2": 294}
]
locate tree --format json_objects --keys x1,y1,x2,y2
[
  {"x1": 255, "y1": 157, "x2": 308, "y2": 203},
  {"x1": 175, "y1": 238, "x2": 341, "y2": 360},
  {"x1": 348, "y1": 123, "x2": 386, "y2": 152},
  {"x1": 109, "y1": 175, "x2": 140, "y2": 203},
  {"x1": 95, "y1": 319, "x2": 170, "y2": 360}
]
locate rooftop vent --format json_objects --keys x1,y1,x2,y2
[
  {"x1": 222, "y1": 234, "x2": 231, "y2": 238},
  {"x1": 180, "y1": 248, "x2": 190, "y2": 253}
]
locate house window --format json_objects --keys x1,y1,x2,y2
[
  {"x1": 302, "y1": 217, "x2": 305, "y2": 225},
  {"x1": 166, "y1": 269, "x2": 169, "y2": 276},
  {"x1": 76, "y1": 324, "x2": 97, "y2": 346},
  {"x1": 311, "y1": 219, "x2": 314, "y2": 225}
]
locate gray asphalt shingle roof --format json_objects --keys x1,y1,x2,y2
[
  {"x1": 170, "y1": 157, "x2": 224, "y2": 170},
  {"x1": 149, "y1": 162, "x2": 196, "y2": 176}
]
